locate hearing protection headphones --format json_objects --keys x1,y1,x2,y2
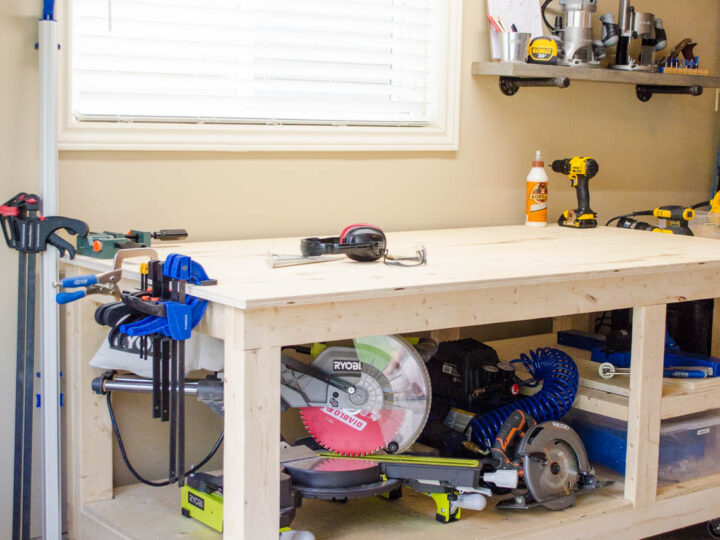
[{"x1": 300, "y1": 224, "x2": 386, "y2": 262}]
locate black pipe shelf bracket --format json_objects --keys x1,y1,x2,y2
[
  {"x1": 499, "y1": 76, "x2": 571, "y2": 96},
  {"x1": 635, "y1": 84, "x2": 703, "y2": 102},
  {"x1": 473, "y1": 62, "x2": 720, "y2": 102}
]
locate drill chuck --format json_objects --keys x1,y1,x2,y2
[
  {"x1": 551, "y1": 159, "x2": 572, "y2": 175},
  {"x1": 551, "y1": 158, "x2": 599, "y2": 179}
]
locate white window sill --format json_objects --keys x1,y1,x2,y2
[{"x1": 58, "y1": 122, "x2": 459, "y2": 152}]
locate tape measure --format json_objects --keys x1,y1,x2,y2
[{"x1": 528, "y1": 37, "x2": 560, "y2": 65}]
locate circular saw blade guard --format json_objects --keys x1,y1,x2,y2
[
  {"x1": 520, "y1": 422, "x2": 588, "y2": 510},
  {"x1": 300, "y1": 335, "x2": 431, "y2": 456}
]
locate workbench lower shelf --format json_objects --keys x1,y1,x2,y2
[
  {"x1": 488, "y1": 333, "x2": 720, "y2": 421},
  {"x1": 81, "y1": 470, "x2": 720, "y2": 540}
]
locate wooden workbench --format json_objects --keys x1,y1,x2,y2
[{"x1": 63, "y1": 225, "x2": 720, "y2": 539}]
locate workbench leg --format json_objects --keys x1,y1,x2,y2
[
  {"x1": 64, "y1": 272, "x2": 114, "y2": 539},
  {"x1": 224, "y1": 307, "x2": 281, "y2": 539},
  {"x1": 624, "y1": 304, "x2": 666, "y2": 507}
]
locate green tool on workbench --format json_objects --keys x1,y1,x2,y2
[{"x1": 76, "y1": 228, "x2": 188, "y2": 258}]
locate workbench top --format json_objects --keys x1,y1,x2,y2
[{"x1": 63, "y1": 225, "x2": 720, "y2": 310}]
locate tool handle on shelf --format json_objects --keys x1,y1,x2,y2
[
  {"x1": 56, "y1": 290, "x2": 86, "y2": 304},
  {"x1": 60, "y1": 274, "x2": 98, "y2": 288},
  {"x1": 152, "y1": 229, "x2": 188, "y2": 241},
  {"x1": 664, "y1": 369, "x2": 707, "y2": 379}
]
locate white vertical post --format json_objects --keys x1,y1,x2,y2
[{"x1": 39, "y1": 12, "x2": 62, "y2": 539}]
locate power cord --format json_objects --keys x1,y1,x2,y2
[
  {"x1": 541, "y1": 0, "x2": 555, "y2": 32},
  {"x1": 595, "y1": 311, "x2": 612, "y2": 334},
  {"x1": 605, "y1": 210, "x2": 652, "y2": 227},
  {"x1": 106, "y1": 391, "x2": 223, "y2": 487}
]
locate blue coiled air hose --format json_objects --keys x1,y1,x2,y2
[{"x1": 468, "y1": 347, "x2": 579, "y2": 450}]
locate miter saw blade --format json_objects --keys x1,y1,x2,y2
[
  {"x1": 300, "y1": 335, "x2": 431, "y2": 456},
  {"x1": 521, "y1": 424, "x2": 583, "y2": 511}
]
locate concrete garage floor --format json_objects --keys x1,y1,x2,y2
[{"x1": 650, "y1": 522, "x2": 713, "y2": 539}]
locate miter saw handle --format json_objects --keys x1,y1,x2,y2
[{"x1": 281, "y1": 355, "x2": 356, "y2": 394}]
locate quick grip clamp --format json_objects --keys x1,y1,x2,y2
[
  {"x1": 1, "y1": 192, "x2": 89, "y2": 257},
  {"x1": 119, "y1": 254, "x2": 216, "y2": 341},
  {"x1": 2, "y1": 192, "x2": 88, "y2": 540},
  {"x1": 111, "y1": 253, "x2": 216, "y2": 487}
]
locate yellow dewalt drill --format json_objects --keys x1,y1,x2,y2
[{"x1": 552, "y1": 157, "x2": 599, "y2": 229}]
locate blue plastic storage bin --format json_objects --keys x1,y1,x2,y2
[{"x1": 565, "y1": 409, "x2": 720, "y2": 482}]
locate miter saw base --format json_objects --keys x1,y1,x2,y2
[
  {"x1": 180, "y1": 416, "x2": 610, "y2": 534},
  {"x1": 284, "y1": 446, "x2": 492, "y2": 523},
  {"x1": 495, "y1": 477, "x2": 613, "y2": 510}
]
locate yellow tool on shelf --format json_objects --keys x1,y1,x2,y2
[{"x1": 709, "y1": 192, "x2": 720, "y2": 226}]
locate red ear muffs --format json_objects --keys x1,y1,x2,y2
[
  {"x1": 339, "y1": 223, "x2": 380, "y2": 243},
  {"x1": 300, "y1": 224, "x2": 386, "y2": 262}
]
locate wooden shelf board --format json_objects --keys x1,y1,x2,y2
[
  {"x1": 471, "y1": 61, "x2": 720, "y2": 88},
  {"x1": 487, "y1": 333, "x2": 720, "y2": 420},
  {"x1": 82, "y1": 473, "x2": 624, "y2": 540},
  {"x1": 657, "y1": 472, "x2": 720, "y2": 501},
  {"x1": 82, "y1": 469, "x2": 720, "y2": 540},
  {"x1": 83, "y1": 482, "x2": 220, "y2": 540}
]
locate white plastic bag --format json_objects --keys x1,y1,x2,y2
[{"x1": 90, "y1": 333, "x2": 224, "y2": 377}]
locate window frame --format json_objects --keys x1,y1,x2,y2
[{"x1": 57, "y1": 0, "x2": 463, "y2": 152}]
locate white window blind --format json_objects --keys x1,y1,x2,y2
[{"x1": 71, "y1": 0, "x2": 440, "y2": 126}]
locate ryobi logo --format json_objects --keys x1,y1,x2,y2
[
  {"x1": 333, "y1": 360, "x2": 361, "y2": 372},
  {"x1": 188, "y1": 492, "x2": 205, "y2": 510}
]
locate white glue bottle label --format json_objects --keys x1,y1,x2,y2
[{"x1": 526, "y1": 150, "x2": 549, "y2": 227}]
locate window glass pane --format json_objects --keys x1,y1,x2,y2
[{"x1": 71, "y1": 0, "x2": 437, "y2": 125}]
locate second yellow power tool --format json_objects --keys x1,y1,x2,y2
[
  {"x1": 615, "y1": 206, "x2": 695, "y2": 236},
  {"x1": 552, "y1": 157, "x2": 599, "y2": 229}
]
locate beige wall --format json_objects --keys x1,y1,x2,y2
[
  {"x1": 2, "y1": 0, "x2": 720, "y2": 531},
  {"x1": 1, "y1": 2, "x2": 41, "y2": 539},
  {"x1": 60, "y1": 0, "x2": 720, "y2": 241}
]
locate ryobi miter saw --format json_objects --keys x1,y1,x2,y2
[{"x1": 278, "y1": 336, "x2": 610, "y2": 523}]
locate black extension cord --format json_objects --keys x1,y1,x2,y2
[
  {"x1": 541, "y1": 0, "x2": 555, "y2": 32},
  {"x1": 106, "y1": 392, "x2": 223, "y2": 487}
]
